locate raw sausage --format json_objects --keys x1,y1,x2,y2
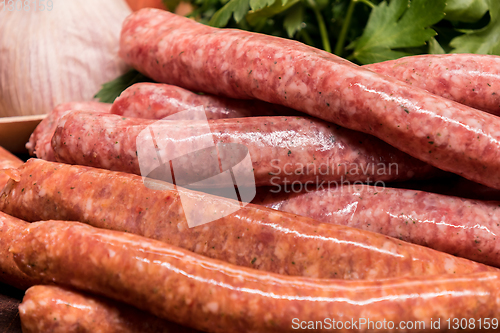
[
  {"x1": 0, "y1": 146, "x2": 22, "y2": 169},
  {"x1": 26, "y1": 101, "x2": 111, "y2": 161},
  {"x1": 364, "y1": 54, "x2": 500, "y2": 115},
  {"x1": 0, "y1": 211, "x2": 39, "y2": 289},
  {"x1": 52, "y1": 111, "x2": 443, "y2": 186},
  {"x1": 253, "y1": 184, "x2": 500, "y2": 268},
  {"x1": 115, "y1": 58, "x2": 500, "y2": 119},
  {"x1": 119, "y1": 9, "x2": 500, "y2": 189},
  {"x1": 111, "y1": 82, "x2": 291, "y2": 119},
  {"x1": 19, "y1": 285, "x2": 198, "y2": 333},
  {"x1": 11, "y1": 220, "x2": 500, "y2": 333},
  {"x1": 0, "y1": 159, "x2": 495, "y2": 279},
  {"x1": 0, "y1": 146, "x2": 22, "y2": 190}
]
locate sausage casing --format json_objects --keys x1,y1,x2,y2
[
  {"x1": 0, "y1": 146, "x2": 22, "y2": 190},
  {"x1": 52, "y1": 111, "x2": 443, "y2": 186},
  {"x1": 26, "y1": 101, "x2": 111, "y2": 160},
  {"x1": 11, "y1": 221, "x2": 500, "y2": 333},
  {"x1": 0, "y1": 159, "x2": 496, "y2": 280},
  {"x1": 111, "y1": 82, "x2": 291, "y2": 119},
  {"x1": 0, "y1": 212, "x2": 39, "y2": 289},
  {"x1": 365, "y1": 54, "x2": 500, "y2": 115},
  {"x1": 254, "y1": 184, "x2": 500, "y2": 268},
  {"x1": 19, "y1": 285, "x2": 198, "y2": 333},
  {"x1": 120, "y1": 9, "x2": 500, "y2": 189}
]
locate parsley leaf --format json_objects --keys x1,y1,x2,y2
[
  {"x1": 348, "y1": 0, "x2": 446, "y2": 64},
  {"x1": 94, "y1": 69, "x2": 153, "y2": 103},
  {"x1": 209, "y1": 0, "x2": 250, "y2": 27},
  {"x1": 249, "y1": 0, "x2": 276, "y2": 11},
  {"x1": 428, "y1": 37, "x2": 445, "y2": 54},
  {"x1": 246, "y1": 0, "x2": 299, "y2": 26},
  {"x1": 283, "y1": 3, "x2": 304, "y2": 37},
  {"x1": 444, "y1": 0, "x2": 488, "y2": 23},
  {"x1": 449, "y1": 0, "x2": 500, "y2": 54},
  {"x1": 186, "y1": 0, "x2": 221, "y2": 24}
]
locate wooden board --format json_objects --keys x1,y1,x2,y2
[{"x1": 0, "y1": 115, "x2": 46, "y2": 154}]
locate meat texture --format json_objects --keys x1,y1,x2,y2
[
  {"x1": 365, "y1": 54, "x2": 500, "y2": 115},
  {"x1": 119, "y1": 9, "x2": 500, "y2": 189},
  {"x1": 0, "y1": 212, "x2": 39, "y2": 289},
  {"x1": 0, "y1": 159, "x2": 496, "y2": 280},
  {"x1": 254, "y1": 185, "x2": 500, "y2": 268},
  {"x1": 0, "y1": 146, "x2": 22, "y2": 190},
  {"x1": 26, "y1": 101, "x2": 111, "y2": 161},
  {"x1": 11, "y1": 221, "x2": 500, "y2": 333},
  {"x1": 19, "y1": 285, "x2": 199, "y2": 333},
  {"x1": 52, "y1": 111, "x2": 443, "y2": 186},
  {"x1": 111, "y1": 82, "x2": 292, "y2": 119}
]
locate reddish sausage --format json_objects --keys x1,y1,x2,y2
[
  {"x1": 0, "y1": 212, "x2": 39, "y2": 289},
  {"x1": 120, "y1": 9, "x2": 500, "y2": 189},
  {"x1": 111, "y1": 82, "x2": 291, "y2": 119},
  {"x1": 11, "y1": 221, "x2": 500, "y2": 333},
  {"x1": 0, "y1": 146, "x2": 22, "y2": 169},
  {"x1": 253, "y1": 184, "x2": 500, "y2": 268},
  {"x1": 1, "y1": 159, "x2": 494, "y2": 279},
  {"x1": 19, "y1": 285, "x2": 198, "y2": 333},
  {"x1": 52, "y1": 111, "x2": 443, "y2": 186},
  {"x1": 115, "y1": 58, "x2": 500, "y2": 120},
  {"x1": 26, "y1": 101, "x2": 111, "y2": 161},
  {"x1": 364, "y1": 54, "x2": 500, "y2": 115},
  {"x1": 0, "y1": 146, "x2": 22, "y2": 190}
]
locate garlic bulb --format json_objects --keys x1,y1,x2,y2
[{"x1": 0, "y1": 0, "x2": 131, "y2": 117}]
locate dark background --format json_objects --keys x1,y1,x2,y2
[{"x1": 0, "y1": 283, "x2": 23, "y2": 333}]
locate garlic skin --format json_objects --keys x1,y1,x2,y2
[{"x1": 0, "y1": 0, "x2": 131, "y2": 117}]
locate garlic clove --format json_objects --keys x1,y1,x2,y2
[{"x1": 0, "y1": 0, "x2": 131, "y2": 117}]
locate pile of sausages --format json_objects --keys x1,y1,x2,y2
[{"x1": 3, "y1": 8, "x2": 500, "y2": 332}]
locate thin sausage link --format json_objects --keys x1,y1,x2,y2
[
  {"x1": 364, "y1": 54, "x2": 500, "y2": 115},
  {"x1": 26, "y1": 101, "x2": 111, "y2": 161},
  {"x1": 0, "y1": 146, "x2": 22, "y2": 190},
  {"x1": 120, "y1": 9, "x2": 500, "y2": 189},
  {"x1": 19, "y1": 285, "x2": 198, "y2": 333},
  {"x1": 253, "y1": 185, "x2": 500, "y2": 268},
  {"x1": 11, "y1": 221, "x2": 500, "y2": 333},
  {"x1": 52, "y1": 111, "x2": 443, "y2": 186},
  {"x1": 0, "y1": 212, "x2": 39, "y2": 289},
  {"x1": 1, "y1": 159, "x2": 495, "y2": 280},
  {"x1": 111, "y1": 82, "x2": 292, "y2": 119}
]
